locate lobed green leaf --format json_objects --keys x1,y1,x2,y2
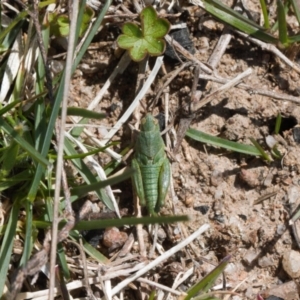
[{"x1": 117, "y1": 6, "x2": 170, "y2": 61}]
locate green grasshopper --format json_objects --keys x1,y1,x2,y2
[{"x1": 132, "y1": 114, "x2": 171, "y2": 216}]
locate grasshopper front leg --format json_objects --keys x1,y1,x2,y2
[
  {"x1": 156, "y1": 157, "x2": 171, "y2": 213},
  {"x1": 132, "y1": 158, "x2": 146, "y2": 207}
]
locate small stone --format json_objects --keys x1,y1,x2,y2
[
  {"x1": 282, "y1": 250, "x2": 300, "y2": 278},
  {"x1": 240, "y1": 168, "x2": 260, "y2": 187},
  {"x1": 260, "y1": 280, "x2": 299, "y2": 300},
  {"x1": 210, "y1": 170, "x2": 223, "y2": 187},
  {"x1": 157, "y1": 227, "x2": 167, "y2": 241},
  {"x1": 276, "y1": 224, "x2": 286, "y2": 235},
  {"x1": 102, "y1": 227, "x2": 128, "y2": 251},
  {"x1": 293, "y1": 127, "x2": 300, "y2": 143},
  {"x1": 232, "y1": 296, "x2": 243, "y2": 300},
  {"x1": 194, "y1": 205, "x2": 210, "y2": 215},
  {"x1": 243, "y1": 248, "x2": 259, "y2": 265},
  {"x1": 258, "y1": 256, "x2": 274, "y2": 268},
  {"x1": 184, "y1": 194, "x2": 194, "y2": 207}
]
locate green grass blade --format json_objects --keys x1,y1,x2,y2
[
  {"x1": 277, "y1": 0, "x2": 289, "y2": 47},
  {"x1": 249, "y1": 138, "x2": 272, "y2": 161},
  {"x1": 70, "y1": 168, "x2": 134, "y2": 200},
  {"x1": 0, "y1": 202, "x2": 20, "y2": 296},
  {"x1": 271, "y1": 0, "x2": 289, "y2": 32},
  {"x1": 19, "y1": 202, "x2": 33, "y2": 267},
  {"x1": 0, "y1": 100, "x2": 23, "y2": 116},
  {"x1": 64, "y1": 137, "x2": 117, "y2": 210},
  {"x1": 290, "y1": 0, "x2": 300, "y2": 25},
  {"x1": 73, "y1": 0, "x2": 87, "y2": 47},
  {"x1": 34, "y1": 17, "x2": 49, "y2": 151},
  {"x1": 104, "y1": 145, "x2": 130, "y2": 176},
  {"x1": 64, "y1": 107, "x2": 106, "y2": 119},
  {"x1": 259, "y1": 0, "x2": 270, "y2": 28},
  {"x1": 149, "y1": 291, "x2": 156, "y2": 300},
  {"x1": 0, "y1": 169, "x2": 33, "y2": 191},
  {"x1": 28, "y1": 6, "x2": 53, "y2": 202},
  {"x1": 0, "y1": 117, "x2": 49, "y2": 167},
  {"x1": 203, "y1": 0, "x2": 277, "y2": 43},
  {"x1": 69, "y1": 231, "x2": 108, "y2": 263},
  {"x1": 34, "y1": 215, "x2": 189, "y2": 232},
  {"x1": 57, "y1": 243, "x2": 70, "y2": 280},
  {"x1": 287, "y1": 34, "x2": 300, "y2": 43},
  {"x1": 0, "y1": 11, "x2": 27, "y2": 44},
  {"x1": 70, "y1": 117, "x2": 88, "y2": 137},
  {"x1": 0, "y1": 0, "x2": 54, "y2": 43},
  {"x1": 74, "y1": 215, "x2": 189, "y2": 230},
  {"x1": 186, "y1": 128, "x2": 262, "y2": 156},
  {"x1": 184, "y1": 256, "x2": 230, "y2": 300},
  {"x1": 0, "y1": 140, "x2": 19, "y2": 178},
  {"x1": 49, "y1": 143, "x2": 115, "y2": 160},
  {"x1": 28, "y1": 0, "x2": 112, "y2": 202},
  {"x1": 274, "y1": 113, "x2": 282, "y2": 134},
  {"x1": 193, "y1": 296, "x2": 220, "y2": 300},
  {"x1": 0, "y1": 20, "x2": 24, "y2": 53},
  {"x1": 62, "y1": 144, "x2": 115, "y2": 160},
  {"x1": 73, "y1": 0, "x2": 113, "y2": 69}
]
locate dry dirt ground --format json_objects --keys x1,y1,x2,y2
[{"x1": 63, "y1": 0, "x2": 300, "y2": 299}]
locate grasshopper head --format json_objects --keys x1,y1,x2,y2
[{"x1": 140, "y1": 114, "x2": 159, "y2": 132}]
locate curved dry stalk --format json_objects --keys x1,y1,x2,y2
[{"x1": 102, "y1": 56, "x2": 164, "y2": 144}]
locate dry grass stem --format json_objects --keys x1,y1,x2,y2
[
  {"x1": 194, "y1": 67, "x2": 253, "y2": 112},
  {"x1": 199, "y1": 73, "x2": 300, "y2": 104}
]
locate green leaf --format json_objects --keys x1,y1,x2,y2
[
  {"x1": 48, "y1": 6, "x2": 94, "y2": 38},
  {"x1": 117, "y1": 6, "x2": 170, "y2": 61}
]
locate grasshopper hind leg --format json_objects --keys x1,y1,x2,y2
[
  {"x1": 132, "y1": 158, "x2": 146, "y2": 206},
  {"x1": 156, "y1": 157, "x2": 171, "y2": 213}
]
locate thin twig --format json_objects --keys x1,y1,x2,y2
[
  {"x1": 137, "y1": 277, "x2": 184, "y2": 296},
  {"x1": 165, "y1": 35, "x2": 213, "y2": 74},
  {"x1": 207, "y1": 27, "x2": 232, "y2": 68},
  {"x1": 49, "y1": 0, "x2": 79, "y2": 298}
]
